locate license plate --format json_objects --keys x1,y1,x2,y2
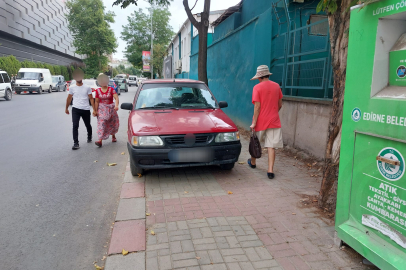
[
  {"x1": 22, "y1": 88, "x2": 28, "y2": 90},
  {"x1": 168, "y1": 148, "x2": 214, "y2": 163}
]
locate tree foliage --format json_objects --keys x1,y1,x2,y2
[
  {"x1": 151, "y1": 43, "x2": 167, "y2": 78},
  {"x1": 121, "y1": 7, "x2": 173, "y2": 72},
  {"x1": 112, "y1": 0, "x2": 172, "y2": 9},
  {"x1": 65, "y1": 0, "x2": 118, "y2": 77},
  {"x1": 114, "y1": 64, "x2": 143, "y2": 76}
]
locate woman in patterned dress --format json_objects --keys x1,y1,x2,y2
[{"x1": 94, "y1": 74, "x2": 119, "y2": 147}]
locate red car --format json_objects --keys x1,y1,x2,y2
[{"x1": 121, "y1": 79, "x2": 242, "y2": 175}]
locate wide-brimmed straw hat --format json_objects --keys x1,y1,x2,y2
[{"x1": 250, "y1": 65, "x2": 273, "y2": 80}]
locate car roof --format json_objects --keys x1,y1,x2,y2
[{"x1": 142, "y1": 79, "x2": 205, "y2": 84}]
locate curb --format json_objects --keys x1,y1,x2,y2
[{"x1": 104, "y1": 160, "x2": 146, "y2": 270}]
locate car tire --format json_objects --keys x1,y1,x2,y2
[
  {"x1": 130, "y1": 155, "x2": 144, "y2": 176},
  {"x1": 48, "y1": 86, "x2": 52, "y2": 93},
  {"x1": 220, "y1": 162, "x2": 235, "y2": 170},
  {"x1": 38, "y1": 86, "x2": 42, "y2": 94},
  {"x1": 5, "y1": 89, "x2": 12, "y2": 101},
  {"x1": 64, "y1": 85, "x2": 67, "y2": 91},
  {"x1": 57, "y1": 86, "x2": 60, "y2": 92}
]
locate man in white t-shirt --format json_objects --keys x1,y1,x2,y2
[{"x1": 65, "y1": 69, "x2": 95, "y2": 150}]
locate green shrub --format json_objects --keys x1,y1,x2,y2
[
  {"x1": 0, "y1": 56, "x2": 21, "y2": 75},
  {"x1": 53, "y1": 65, "x2": 61, "y2": 76}
]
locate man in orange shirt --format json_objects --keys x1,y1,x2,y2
[{"x1": 248, "y1": 65, "x2": 283, "y2": 179}]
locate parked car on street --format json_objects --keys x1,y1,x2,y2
[
  {"x1": 128, "y1": 75, "x2": 137, "y2": 86},
  {"x1": 116, "y1": 78, "x2": 128, "y2": 92},
  {"x1": 120, "y1": 79, "x2": 241, "y2": 176},
  {"x1": 109, "y1": 79, "x2": 120, "y2": 95},
  {"x1": 0, "y1": 69, "x2": 12, "y2": 101},
  {"x1": 51, "y1": 75, "x2": 67, "y2": 92},
  {"x1": 115, "y1": 74, "x2": 127, "y2": 79},
  {"x1": 137, "y1": 77, "x2": 146, "y2": 85},
  {"x1": 15, "y1": 68, "x2": 53, "y2": 94}
]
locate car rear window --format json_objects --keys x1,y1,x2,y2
[{"x1": 135, "y1": 83, "x2": 218, "y2": 110}]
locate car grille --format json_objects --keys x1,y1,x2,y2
[
  {"x1": 161, "y1": 134, "x2": 214, "y2": 147},
  {"x1": 18, "y1": 84, "x2": 30, "y2": 87}
]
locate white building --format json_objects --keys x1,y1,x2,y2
[{"x1": 166, "y1": 10, "x2": 225, "y2": 78}]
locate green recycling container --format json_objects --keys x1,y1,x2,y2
[{"x1": 336, "y1": 1, "x2": 406, "y2": 269}]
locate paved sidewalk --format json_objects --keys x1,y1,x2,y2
[{"x1": 144, "y1": 139, "x2": 374, "y2": 270}]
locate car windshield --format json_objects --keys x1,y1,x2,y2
[
  {"x1": 17, "y1": 72, "x2": 40, "y2": 80},
  {"x1": 135, "y1": 85, "x2": 217, "y2": 109},
  {"x1": 52, "y1": 77, "x2": 59, "y2": 83}
]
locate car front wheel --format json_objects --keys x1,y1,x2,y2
[
  {"x1": 48, "y1": 86, "x2": 52, "y2": 93},
  {"x1": 130, "y1": 154, "x2": 144, "y2": 176},
  {"x1": 38, "y1": 86, "x2": 42, "y2": 94},
  {"x1": 5, "y1": 89, "x2": 12, "y2": 101},
  {"x1": 220, "y1": 162, "x2": 235, "y2": 170}
]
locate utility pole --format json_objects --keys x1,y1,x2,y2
[{"x1": 150, "y1": 4, "x2": 154, "y2": 79}]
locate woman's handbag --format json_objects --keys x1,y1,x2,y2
[{"x1": 249, "y1": 129, "x2": 262, "y2": 159}]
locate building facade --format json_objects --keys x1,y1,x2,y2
[
  {"x1": 165, "y1": 10, "x2": 224, "y2": 79},
  {"x1": 0, "y1": 0, "x2": 83, "y2": 65}
]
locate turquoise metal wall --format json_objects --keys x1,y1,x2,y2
[
  {"x1": 189, "y1": 0, "x2": 332, "y2": 128},
  {"x1": 190, "y1": 7, "x2": 273, "y2": 128}
]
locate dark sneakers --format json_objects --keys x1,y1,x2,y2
[
  {"x1": 87, "y1": 138, "x2": 92, "y2": 143},
  {"x1": 247, "y1": 159, "x2": 256, "y2": 168},
  {"x1": 267, "y1": 172, "x2": 275, "y2": 179},
  {"x1": 72, "y1": 143, "x2": 80, "y2": 150}
]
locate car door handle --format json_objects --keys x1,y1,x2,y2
[{"x1": 376, "y1": 156, "x2": 400, "y2": 166}]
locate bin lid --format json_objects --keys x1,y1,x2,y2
[{"x1": 391, "y1": 33, "x2": 406, "y2": 52}]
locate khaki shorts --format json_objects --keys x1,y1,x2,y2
[{"x1": 256, "y1": 128, "x2": 283, "y2": 148}]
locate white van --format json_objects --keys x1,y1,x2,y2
[
  {"x1": 115, "y1": 74, "x2": 127, "y2": 79},
  {"x1": 15, "y1": 68, "x2": 53, "y2": 94},
  {"x1": 128, "y1": 75, "x2": 137, "y2": 86}
]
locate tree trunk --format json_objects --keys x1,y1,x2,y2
[
  {"x1": 183, "y1": 0, "x2": 210, "y2": 86},
  {"x1": 318, "y1": 0, "x2": 351, "y2": 211},
  {"x1": 197, "y1": 23, "x2": 208, "y2": 85}
]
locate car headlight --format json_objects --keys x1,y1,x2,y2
[
  {"x1": 215, "y1": 132, "x2": 240, "y2": 143},
  {"x1": 132, "y1": 136, "x2": 164, "y2": 147}
]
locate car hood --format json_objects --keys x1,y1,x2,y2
[
  {"x1": 16, "y1": 79, "x2": 39, "y2": 84},
  {"x1": 129, "y1": 109, "x2": 238, "y2": 135}
]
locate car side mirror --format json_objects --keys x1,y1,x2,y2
[
  {"x1": 219, "y1": 101, "x2": 228, "y2": 108},
  {"x1": 39, "y1": 78, "x2": 44, "y2": 82},
  {"x1": 121, "y1": 103, "x2": 133, "y2": 110}
]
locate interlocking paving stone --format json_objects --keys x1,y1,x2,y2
[
  {"x1": 105, "y1": 252, "x2": 145, "y2": 270},
  {"x1": 115, "y1": 198, "x2": 145, "y2": 221},
  {"x1": 108, "y1": 220, "x2": 145, "y2": 254},
  {"x1": 142, "y1": 138, "x2": 373, "y2": 269}
]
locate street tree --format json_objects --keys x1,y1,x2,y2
[
  {"x1": 120, "y1": 7, "x2": 173, "y2": 73},
  {"x1": 317, "y1": 0, "x2": 382, "y2": 211},
  {"x1": 151, "y1": 43, "x2": 167, "y2": 78},
  {"x1": 66, "y1": 0, "x2": 118, "y2": 77},
  {"x1": 112, "y1": 0, "x2": 171, "y2": 8},
  {"x1": 183, "y1": 0, "x2": 210, "y2": 85}
]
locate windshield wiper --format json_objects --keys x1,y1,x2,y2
[
  {"x1": 181, "y1": 105, "x2": 212, "y2": 109},
  {"x1": 139, "y1": 106, "x2": 179, "y2": 110}
]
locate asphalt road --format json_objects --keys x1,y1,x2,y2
[{"x1": 0, "y1": 86, "x2": 137, "y2": 270}]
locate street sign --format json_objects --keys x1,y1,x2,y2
[{"x1": 142, "y1": 51, "x2": 151, "y2": 72}]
